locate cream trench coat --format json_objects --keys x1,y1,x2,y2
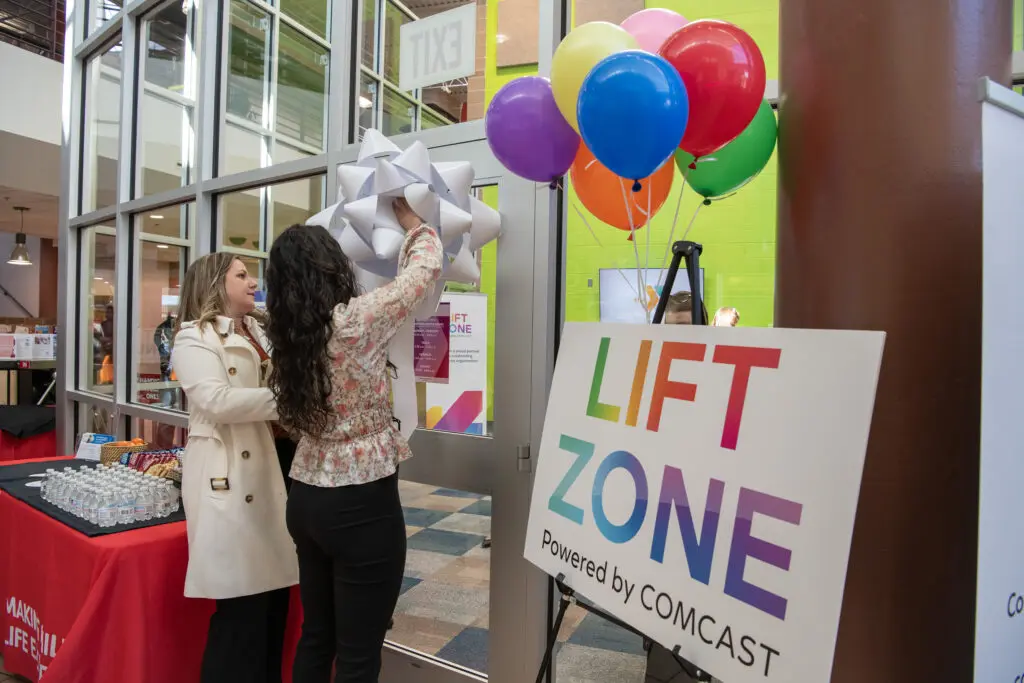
[{"x1": 171, "y1": 315, "x2": 299, "y2": 600}]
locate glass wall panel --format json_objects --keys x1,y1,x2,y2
[
  {"x1": 281, "y1": 0, "x2": 330, "y2": 38},
  {"x1": 357, "y1": 0, "x2": 492, "y2": 139},
  {"x1": 226, "y1": 0, "x2": 271, "y2": 125},
  {"x1": 75, "y1": 400, "x2": 115, "y2": 444},
  {"x1": 218, "y1": 175, "x2": 326, "y2": 251},
  {"x1": 136, "y1": 2, "x2": 198, "y2": 197},
  {"x1": 135, "y1": 203, "x2": 192, "y2": 240},
  {"x1": 82, "y1": 41, "x2": 123, "y2": 213},
  {"x1": 221, "y1": 0, "x2": 331, "y2": 175},
  {"x1": 131, "y1": 203, "x2": 192, "y2": 413},
  {"x1": 130, "y1": 416, "x2": 187, "y2": 450},
  {"x1": 276, "y1": 23, "x2": 328, "y2": 151},
  {"x1": 78, "y1": 227, "x2": 116, "y2": 394}
]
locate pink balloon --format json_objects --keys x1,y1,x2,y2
[{"x1": 620, "y1": 8, "x2": 689, "y2": 53}]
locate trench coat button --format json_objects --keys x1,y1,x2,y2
[
  {"x1": 241, "y1": 450, "x2": 250, "y2": 460},
  {"x1": 245, "y1": 494, "x2": 254, "y2": 503},
  {"x1": 228, "y1": 367, "x2": 237, "y2": 376}
]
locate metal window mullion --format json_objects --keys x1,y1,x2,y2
[
  {"x1": 278, "y1": 11, "x2": 329, "y2": 48},
  {"x1": 536, "y1": 0, "x2": 568, "y2": 678},
  {"x1": 140, "y1": 81, "x2": 197, "y2": 108},
  {"x1": 225, "y1": 111, "x2": 272, "y2": 135},
  {"x1": 112, "y1": 10, "x2": 139, "y2": 420},
  {"x1": 77, "y1": 10, "x2": 123, "y2": 56},
  {"x1": 125, "y1": 0, "x2": 167, "y2": 19},
  {"x1": 140, "y1": 233, "x2": 191, "y2": 248},
  {"x1": 267, "y1": 9, "x2": 280, "y2": 173},
  {"x1": 335, "y1": 0, "x2": 358, "y2": 148},
  {"x1": 59, "y1": 0, "x2": 88, "y2": 450},
  {"x1": 194, "y1": 0, "x2": 224, "y2": 257},
  {"x1": 273, "y1": 132, "x2": 324, "y2": 155}
]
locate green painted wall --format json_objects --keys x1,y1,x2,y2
[{"x1": 483, "y1": 0, "x2": 780, "y2": 328}]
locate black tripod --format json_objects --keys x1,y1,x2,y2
[
  {"x1": 534, "y1": 574, "x2": 711, "y2": 683},
  {"x1": 652, "y1": 241, "x2": 705, "y2": 326}
]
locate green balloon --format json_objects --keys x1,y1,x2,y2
[{"x1": 675, "y1": 99, "x2": 777, "y2": 199}]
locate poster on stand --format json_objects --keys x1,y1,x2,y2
[
  {"x1": 414, "y1": 303, "x2": 450, "y2": 383},
  {"x1": 423, "y1": 292, "x2": 488, "y2": 435},
  {"x1": 524, "y1": 323, "x2": 885, "y2": 683},
  {"x1": 975, "y1": 81, "x2": 1024, "y2": 683}
]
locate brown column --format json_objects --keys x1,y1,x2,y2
[{"x1": 776, "y1": 1, "x2": 1012, "y2": 681}]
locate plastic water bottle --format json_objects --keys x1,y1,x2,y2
[
  {"x1": 84, "y1": 486, "x2": 98, "y2": 523},
  {"x1": 136, "y1": 485, "x2": 154, "y2": 522},
  {"x1": 117, "y1": 487, "x2": 135, "y2": 525},
  {"x1": 165, "y1": 482, "x2": 180, "y2": 513},
  {"x1": 153, "y1": 483, "x2": 169, "y2": 519},
  {"x1": 70, "y1": 479, "x2": 83, "y2": 518},
  {"x1": 97, "y1": 488, "x2": 117, "y2": 528}
]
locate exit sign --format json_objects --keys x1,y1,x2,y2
[{"x1": 399, "y1": 4, "x2": 476, "y2": 92}]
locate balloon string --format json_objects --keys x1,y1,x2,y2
[
  {"x1": 572, "y1": 203, "x2": 637, "y2": 292},
  {"x1": 679, "y1": 201, "x2": 705, "y2": 245},
  {"x1": 642, "y1": 178, "x2": 653, "y2": 324},
  {"x1": 618, "y1": 178, "x2": 648, "y2": 316},
  {"x1": 656, "y1": 167, "x2": 691, "y2": 290}
]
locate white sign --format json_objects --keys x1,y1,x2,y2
[
  {"x1": 599, "y1": 268, "x2": 705, "y2": 324},
  {"x1": 75, "y1": 433, "x2": 115, "y2": 461},
  {"x1": 398, "y1": 4, "x2": 477, "y2": 92},
  {"x1": 976, "y1": 83, "x2": 1024, "y2": 683},
  {"x1": 424, "y1": 292, "x2": 488, "y2": 435},
  {"x1": 524, "y1": 323, "x2": 884, "y2": 683}
]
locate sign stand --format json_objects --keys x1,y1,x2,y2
[
  {"x1": 537, "y1": 239, "x2": 717, "y2": 683},
  {"x1": 534, "y1": 574, "x2": 712, "y2": 683},
  {"x1": 652, "y1": 240, "x2": 705, "y2": 325}
]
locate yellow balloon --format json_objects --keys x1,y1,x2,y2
[{"x1": 551, "y1": 22, "x2": 639, "y2": 133}]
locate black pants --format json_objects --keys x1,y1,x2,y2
[
  {"x1": 200, "y1": 587, "x2": 290, "y2": 683},
  {"x1": 275, "y1": 436, "x2": 297, "y2": 492},
  {"x1": 287, "y1": 473, "x2": 407, "y2": 683}
]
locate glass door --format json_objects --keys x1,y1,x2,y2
[{"x1": 332, "y1": 129, "x2": 547, "y2": 683}]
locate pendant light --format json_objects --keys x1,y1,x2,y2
[{"x1": 7, "y1": 207, "x2": 31, "y2": 266}]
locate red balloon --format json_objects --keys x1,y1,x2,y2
[{"x1": 659, "y1": 20, "x2": 766, "y2": 158}]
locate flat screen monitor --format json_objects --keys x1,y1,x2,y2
[{"x1": 598, "y1": 267, "x2": 705, "y2": 324}]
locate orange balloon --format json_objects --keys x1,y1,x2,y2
[{"x1": 570, "y1": 144, "x2": 674, "y2": 232}]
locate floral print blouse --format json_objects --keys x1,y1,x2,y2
[{"x1": 289, "y1": 224, "x2": 443, "y2": 487}]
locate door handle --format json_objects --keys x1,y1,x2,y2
[{"x1": 517, "y1": 444, "x2": 531, "y2": 473}]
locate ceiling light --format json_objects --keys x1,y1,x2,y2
[
  {"x1": 150, "y1": 214, "x2": 164, "y2": 219},
  {"x1": 94, "y1": 276, "x2": 103, "y2": 281},
  {"x1": 7, "y1": 207, "x2": 31, "y2": 266},
  {"x1": 496, "y1": 33, "x2": 509, "y2": 44},
  {"x1": 359, "y1": 95, "x2": 373, "y2": 109},
  {"x1": 156, "y1": 244, "x2": 169, "y2": 249}
]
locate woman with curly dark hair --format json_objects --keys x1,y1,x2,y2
[{"x1": 265, "y1": 198, "x2": 442, "y2": 683}]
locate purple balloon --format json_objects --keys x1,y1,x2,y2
[{"x1": 485, "y1": 77, "x2": 580, "y2": 184}]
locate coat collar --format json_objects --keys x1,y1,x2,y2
[{"x1": 180, "y1": 315, "x2": 267, "y2": 347}]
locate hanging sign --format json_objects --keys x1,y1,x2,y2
[
  {"x1": 398, "y1": 4, "x2": 477, "y2": 91},
  {"x1": 524, "y1": 323, "x2": 885, "y2": 683}
]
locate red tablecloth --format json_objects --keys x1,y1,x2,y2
[
  {"x1": 0, "y1": 430, "x2": 56, "y2": 463},
  {"x1": 0, "y1": 476, "x2": 301, "y2": 683}
]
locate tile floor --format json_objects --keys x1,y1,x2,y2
[{"x1": 393, "y1": 479, "x2": 649, "y2": 682}]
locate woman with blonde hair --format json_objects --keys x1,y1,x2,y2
[{"x1": 171, "y1": 252, "x2": 297, "y2": 683}]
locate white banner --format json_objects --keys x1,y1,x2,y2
[
  {"x1": 423, "y1": 292, "x2": 488, "y2": 435},
  {"x1": 976, "y1": 84, "x2": 1024, "y2": 683},
  {"x1": 524, "y1": 323, "x2": 884, "y2": 683}
]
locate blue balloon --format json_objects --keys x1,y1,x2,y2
[{"x1": 577, "y1": 51, "x2": 689, "y2": 184}]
